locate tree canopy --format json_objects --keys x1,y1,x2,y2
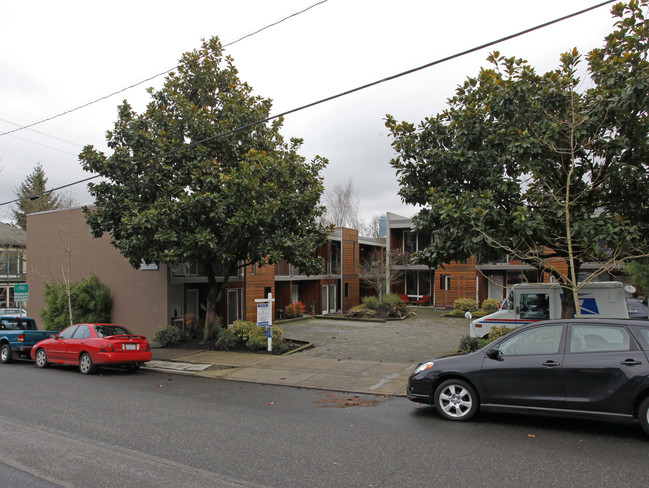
[
  {"x1": 386, "y1": 1, "x2": 649, "y2": 317},
  {"x1": 13, "y1": 163, "x2": 61, "y2": 230},
  {"x1": 79, "y1": 37, "x2": 328, "y2": 338}
]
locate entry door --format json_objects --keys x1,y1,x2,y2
[
  {"x1": 185, "y1": 289, "x2": 199, "y2": 317},
  {"x1": 322, "y1": 285, "x2": 329, "y2": 315},
  {"x1": 227, "y1": 289, "x2": 239, "y2": 325},
  {"x1": 329, "y1": 284, "x2": 337, "y2": 314}
]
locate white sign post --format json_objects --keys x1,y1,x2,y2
[{"x1": 255, "y1": 293, "x2": 275, "y2": 352}]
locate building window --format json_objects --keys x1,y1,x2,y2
[
  {"x1": 440, "y1": 274, "x2": 451, "y2": 290},
  {"x1": 406, "y1": 270, "x2": 431, "y2": 297},
  {"x1": 345, "y1": 282, "x2": 349, "y2": 298},
  {"x1": 0, "y1": 252, "x2": 22, "y2": 277},
  {"x1": 403, "y1": 231, "x2": 432, "y2": 253}
]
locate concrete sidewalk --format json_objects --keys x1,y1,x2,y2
[{"x1": 144, "y1": 308, "x2": 469, "y2": 397}]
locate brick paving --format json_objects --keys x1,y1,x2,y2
[{"x1": 279, "y1": 307, "x2": 469, "y2": 363}]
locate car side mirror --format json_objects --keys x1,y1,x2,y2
[
  {"x1": 55, "y1": 333, "x2": 60, "y2": 340},
  {"x1": 486, "y1": 348, "x2": 502, "y2": 361}
]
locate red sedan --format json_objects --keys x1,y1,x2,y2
[{"x1": 31, "y1": 323, "x2": 152, "y2": 374}]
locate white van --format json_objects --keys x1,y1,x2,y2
[{"x1": 470, "y1": 281, "x2": 629, "y2": 338}]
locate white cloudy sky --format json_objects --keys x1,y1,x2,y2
[{"x1": 0, "y1": 0, "x2": 621, "y2": 225}]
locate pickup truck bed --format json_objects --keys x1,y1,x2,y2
[{"x1": 0, "y1": 317, "x2": 57, "y2": 363}]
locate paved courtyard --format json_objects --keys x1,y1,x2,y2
[{"x1": 279, "y1": 307, "x2": 469, "y2": 363}]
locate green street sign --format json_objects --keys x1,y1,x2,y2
[{"x1": 14, "y1": 283, "x2": 29, "y2": 301}]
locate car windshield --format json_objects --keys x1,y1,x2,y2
[{"x1": 94, "y1": 325, "x2": 133, "y2": 337}]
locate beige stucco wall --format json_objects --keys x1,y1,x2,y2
[{"x1": 26, "y1": 207, "x2": 168, "y2": 338}]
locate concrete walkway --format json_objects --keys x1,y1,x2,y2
[{"x1": 145, "y1": 308, "x2": 469, "y2": 397}]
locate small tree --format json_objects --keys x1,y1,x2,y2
[
  {"x1": 359, "y1": 249, "x2": 403, "y2": 302},
  {"x1": 13, "y1": 163, "x2": 62, "y2": 230},
  {"x1": 41, "y1": 275, "x2": 112, "y2": 331},
  {"x1": 322, "y1": 179, "x2": 360, "y2": 230}
]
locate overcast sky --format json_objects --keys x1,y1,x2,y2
[{"x1": 0, "y1": 0, "x2": 621, "y2": 226}]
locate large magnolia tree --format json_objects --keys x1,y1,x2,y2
[
  {"x1": 80, "y1": 37, "x2": 329, "y2": 339},
  {"x1": 386, "y1": 1, "x2": 649, "y2": 317}
]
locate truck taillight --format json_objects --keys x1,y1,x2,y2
[{"x1": 17, "y1": 334, "x2": 25, "y2": 342}]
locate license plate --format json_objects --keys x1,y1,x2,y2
[{"x1": 124, "y1": 344, "x2": 138, "y2": 350}]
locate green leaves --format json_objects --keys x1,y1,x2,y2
[
  {"x1": 386, "y1": 1, "x2": 649, "y2": 285},
  {"x1": 79, "y1": 36, "x2": 328, "y2": 322}
]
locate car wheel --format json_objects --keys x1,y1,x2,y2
[
  {"x1": 79, "y1": 353, "x2": 96, "y2": 375},
  {"x1": 639, "y1": 397, "x2": 649, "y2": 436},
  {"x1": 35, "y1": 348, "x2": 49, "y2": 368},
  {"x1": 434, "y1": 379, "x2": 479, "y2": 421},
  {"x1": 0, "y1": 343, "x2": 12, "y2": 364},
  {"x1": 125, "y1": 364, "x2": 140, "y2": 373}
]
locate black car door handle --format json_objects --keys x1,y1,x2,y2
[
  {"x1": 620, "y1": 359, "x2": 642, "y2": 366},
  {"x1": 543, "y1": 360, "x2": 561, "y2": 367}
]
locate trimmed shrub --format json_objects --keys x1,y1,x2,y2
[
  {"x1": 230, "y1": 320, "x2": 285, "y2": 351},
  {"x1": 153, "y1": 326, "x2": 182, "y2": 347},
  {"x1": 481, "y1": 298, "x2": 500, "y2": 314},
  {"x1": 214, "y1": 327, "x2": 240, "y2": 350},
  {"x1": 453, "y1": 298, "x2": 477, "y2": 312}
]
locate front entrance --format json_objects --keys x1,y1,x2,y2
[
  {"x1": 322, "y1": 284, "x2": 337, "y2": 314},
  {"x1": 227, "y1": 289, "x2": 239, "y2": 325}
]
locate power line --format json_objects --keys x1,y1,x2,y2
[
  {"x1": 0, "y1": 0, "x2": 617, "y2": 207},
  {"x1": 0, "y1": 0, "x2": 329, "y2": 139}
]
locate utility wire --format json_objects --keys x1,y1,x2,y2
[
  {"x1": 0, "y1": 0, "x2": 329, "y2": 138},
  {"x1": 0, "y1": 0, "x2": 617, "y2": 207}
]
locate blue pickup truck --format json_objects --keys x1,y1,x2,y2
[{"x1": 0, "y1": 317, "x2": 57, "y2": 363}]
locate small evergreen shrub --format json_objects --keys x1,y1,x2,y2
[
  {"x1": 453, "y1": 298, "x2": 477, "y2": 312},
  {"x1": 230, "y1": 320, "x2": 285, "y2": 352},
  {"x1": 214, "y1": 327, "x2": 240, "y2": 350},
  {"x1": 153, "y1": 326, "x2": 182, "y2": 347},
  {"x1": 481, "y1": 298, "x2": 500, "y2": 314}
]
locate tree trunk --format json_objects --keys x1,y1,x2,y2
[
  {"x1": 203, "y1": 262, "x2": 229, "y2": 342},
  {"x1": 560, "y1": 284, "x2": 577, "y2": 319}
]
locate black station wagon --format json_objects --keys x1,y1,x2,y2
[{"x1": 408, "y1": 319, "x2": 649, "y2": 435}]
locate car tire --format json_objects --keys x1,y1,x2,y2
[
  {"x1": 434, "y1": 379, "x2": 479, "y2": 421},
  {"x1": 79, "y1": 353, "x2": 96, "y2": 375},
  {"x1": 1, "y1": 343, "x2": 13, "y2": 364},
  {"x1": 638, "y1": 397, "x2": 649, "y2": 436},
  {"x1": 35, "y1": 348, "x2": 48, "y2": 368}
]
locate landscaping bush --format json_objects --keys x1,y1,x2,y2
[
  {"x1": 228, "y1": 320, "x2": 286, "y2": 352},
  {"x1": 457, "y1": 335, "x2": 488, "y2": 352},
  {"x1": 481, "y1": 298, "x2": 500, "y2": 314},
  {"x1": 487, "y1": 325, "x2": 514, "y2": 341},
  {"x1": 361, "y1": 296, "x2": 380, "y2": 310},
  {"x1": 153, "y1": 326, "x2": 182, "y2": 347},
  {"x1": 453, "y1": 298, "x2": 477, "y2": 312},
  {"x1": 41, "y1": 274, "x2": 112, "y2": 331},
  {"x1": 382, "y1": 293, "x2": 403, "y2": 308},
  {"x1": 285, "y1": 301, "x2": 306, "y2": 318},
  {"x1": 214, "y1": 327, "x2": 240, "y2": 350}
]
